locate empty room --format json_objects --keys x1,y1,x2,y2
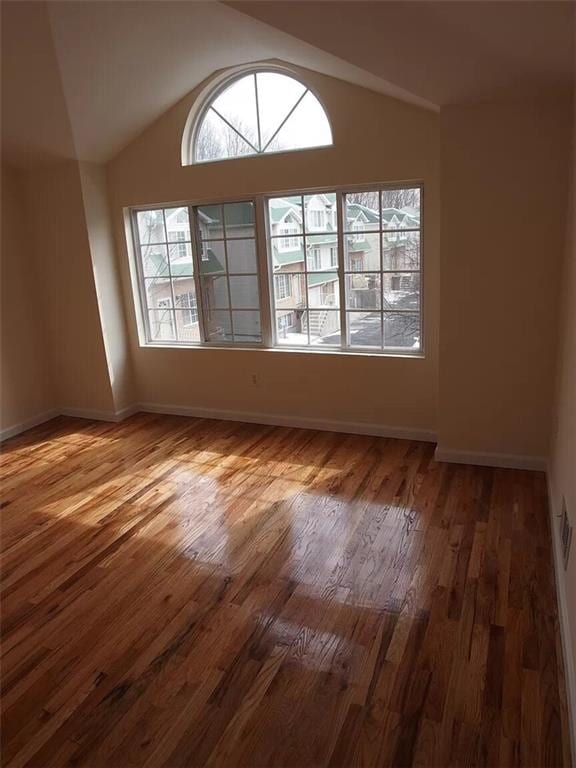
[{"x1": 1, "y1": 1, "x2": 575, "y2": 766}]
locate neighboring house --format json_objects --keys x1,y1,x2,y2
[
  {"x1": 140, "y1": 196, "x2": 419, "y2": 343},
  {"x1": 269, "y1": 195, "x2": 419, "y2": 340}
]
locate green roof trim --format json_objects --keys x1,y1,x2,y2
[
  {"x1": 308, "y1": 272, "x2": 338, "y2": 287},
  {"x1": 199, "y1": 248, "x2": 225, "y2": 275}
]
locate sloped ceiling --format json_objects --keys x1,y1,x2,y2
[
  {"x1": 230, "y1": 1, "x2": 575, "y2": 106},
  {"x1": 2, "y1": 0, "x2": 573, "y2": 168},
  {"x1": 1, "y1": 0, "x2": 435, "y2": 168}
]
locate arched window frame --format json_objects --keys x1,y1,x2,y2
[{"x1": 181, "y1": 64, "x2": 334, "y2": 166}]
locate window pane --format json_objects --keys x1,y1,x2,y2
[
  {"x1": 257, "y1": 72, "x2": 306, "y2": 147},
  {"x1": 229, "y1": 275, "x2": 260, "y2": 310},
  {"x1": 382, "y1": 232, "x2": 420, "y2": 270},
  {"x1": 165, "y1": 207, "x2": 190, "y2": 241},
  {"x1": 232, "y1": 311, "x2": 261, "y2": 342},
  {"x1": 275, "y1": 311, "x2": 307, "y2": 345},
  {"x1": 173, "y1": 279, "x2": 197, "y2": 309},
  {"x1": 273, "y1": 273, "x2": 305, "y2": 308},
  {"x1": 306, "y1": 234, "x2": 338, "y2": 270},
  {"x1": 266, "y1": 91, "x2": 331, "y2": 153},
  {"x1": 308, "y1": 273, "x2": 339, "y2": 308},
  {"x1": 346, "y1": 273, "x2": 381, "y2": 310},
  {"x1": 195, "y1": 109, "x2": 256, "y2": 163},
  {"x1": 344, "y1": 232, "x2": 379, "y2": 271},
  {"x1": 141, "y1": 244, "x2": 169, "y2": 278},
  {"x1": 148, "y1": 309, "x2": 175, "y2": 342},
  {"x1": 383, "y1": 273, "x2": 420, "y2": 311},
  {"x1": 348, "y1": 311, "x2": 382, "y2": 348},
  {"x1": 201, "y1": 275, "x2": 229, "y2": 310},
  {"x1": 198, "y1": 241, "x2": 226, "y2": 274},
  {"x1": 224, "y1": 202, "x2": 255, "y2": 239},
  {"x1": 383, "y1": 313, "x2": 420, "y2": 350},
  {"x1": 197, "y1": 205, "x2": 223, "y2": 239},
  {"x1": 269, "y1": 197, "x2": 303, "y2": 234},
  {"x1": 137, "y1": 209, "x2": 165, "y2": 245},
  {"x1": 270, "y1": 235, "x2": 304, "y2": 271},
  {"x1": 204, "y1": 309, "x2": 233, "y2": 343},
  {"x1": 174, "y1": 310, "x2": 200, "y2": 343},
  {"x1": 344, "y1": 193, "x2": 380, "y2": 232},
  {"x1": 304, "y1": 193, "x2": 337, "y2": 234},
  {"x1": 210, "y1": 75, "x2": 258, "y2": 150},
  {"x1": 308, "y1": 310, "x2": 340, "y2": 345},
  {"x1": 226, "y1": 239, "x2": 257, "y2": 273},
  {"x1": 381, "y1": 188, "x2": 420, "y2": 229},
  {"x1": 168, "y1": 242, "x2": 193, "y2": 276},
  {"x1": 144, "y1": 277, "x2": 171, "y2": 309}
]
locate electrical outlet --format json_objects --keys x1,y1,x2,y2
[
  {"x1": 251, "y1": 374, "x2": 259, "y2": 386},
  {"x1": 560, "y1": 497, "x2": 572, "y2": 570}
]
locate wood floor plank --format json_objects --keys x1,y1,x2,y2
[{"x1": 0, "y1": 414, "x2": 571, "y2": 767}]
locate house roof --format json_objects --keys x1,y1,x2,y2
[{"x1": 308, "y1": 272, "x2": 338, "y2": 287}]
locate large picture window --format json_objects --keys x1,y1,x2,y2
[{"x1": 130, "y1": 184, "x2": 422, "y2": 354}]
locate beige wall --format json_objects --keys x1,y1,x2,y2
[
  {"x1": 108, "y1": 67, "x2": 440, "y2": 434},
  {"x1": 79, "y1": 162, "x2": 135, "y2": 412},
  {"x1": 549, "y1": 87, "x2": 576, "y2": 743},
  {"x1": 438, "y1": 89, "x2": 573, "y2": 460},
  {"x1": 1, "y1": 167, "x2": 56, "y2": 431},
  {"x1": 26, "y1": 161, "x2": 116, "y2": 415}
]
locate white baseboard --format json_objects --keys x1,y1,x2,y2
[
  {"x1": 0, "y1": 409, "x2": 60, "y2": 442},
  {"x1": 434, "y1": 446, "x2": 546, "y2": 471},
  {"x1": 138, "y1": 402, "x2": 437, "y2": 442},
  {"x1": 59, "y1": 405, "x2": 139, "y2": 423},
  {"x1": 2, "y1": 402, "x2": 436, "y2": 443},
  {"x1": 546, "y1": 471, "x2": 576, "y2": 763}
]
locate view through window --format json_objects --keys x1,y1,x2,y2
[
  {"x1": 131, "y1": 185, "x2": 422, "y2": 354},
  {"x1": 193, "y1": 71, "x2": 332, "y2": 163}
]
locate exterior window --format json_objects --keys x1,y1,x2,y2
[
  {"x1": 279, "y1": 225, "x2": 299, "y2": 251},
  {"x1": 177, "y1": 291, "x2": 198, "y2": 325},
  {"x1": 131, "y1": 185, "x2": 422, "y2": 355},
  {"x1": 276, "y1": 274, "x2": 291, "y2": 300},
  {"x1": 308, "y1": 248, "x2": 322, "y2": 270},
  {"x1": 308, "y1": 210, "x2": 324, "y2": 229},
  {"x1": 191, "y1": 71, "x2": 332, "y2": 164}
]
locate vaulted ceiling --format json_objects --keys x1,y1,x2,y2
[
  {"x1": 2, "y1": 0, "x2": 573, "y2": 168},
  {"x1": 230, "y1": 1, "x2": 575, "y2": 106}
]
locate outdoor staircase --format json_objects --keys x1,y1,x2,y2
[{"x1": 302, "y1": 310, "x2": 328, "y2": 337}]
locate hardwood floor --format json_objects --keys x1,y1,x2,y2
[{"x1": 1, "y1": 414, "x2": 571, "y2": 767}]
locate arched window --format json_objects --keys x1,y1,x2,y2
[{"x1": 186, "y1": 69, "x2": 333, "y2": 164}]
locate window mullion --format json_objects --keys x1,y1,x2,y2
[
  {"x1": 379, "y1": 190, "x2": 384, "y2": 351},
  {"x1": 301, "y1": 195, "x2": 310, "y2": 346},
  {"x1": 162, "y1": 209, "x2": 178, "y2": 341},
  {"x1": 190, "y1": 205, "x2": 208, "y2": 344},
  {"x1": 336, "y1": 191, "x2": 347, "y2": 350},
  {"x1": 255, "y1": 196, "x2": 273, "y2": 347},
  {"x1": 130, "y1": 212, "x2": 152, "y2": 345}
]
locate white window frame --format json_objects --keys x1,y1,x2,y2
[
  {"x1": 177, "y1": 291, "x2": 198, "y2": 326},
  {"x1": 275, "y1": 274, "x2": 291, "y2": 300},
  {"x1": 129, "y1": 181, "x2": 423, "y2": 356},
  {"x1": 278, "y1": 224, "x2": 299, "y2": 252}
]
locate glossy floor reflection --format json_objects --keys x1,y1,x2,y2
[{"x1": 1, "y1": 414, "x2": 571, "y2": 767}]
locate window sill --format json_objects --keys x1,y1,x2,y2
[{"x1": 138, "y1": 341, "x2": 425, "y2": 360}]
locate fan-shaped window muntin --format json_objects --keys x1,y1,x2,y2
[{"x1": 192, "y1": 70, "x2": 333, "y2": 164}]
